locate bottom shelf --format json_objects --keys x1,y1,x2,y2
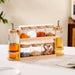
[{"x1": 8, "y1": 54, "x2": 56, "y2": 61}]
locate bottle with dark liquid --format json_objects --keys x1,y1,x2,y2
[{"x1": 8, "y1": 23, "x2": 20, "y2": 60}]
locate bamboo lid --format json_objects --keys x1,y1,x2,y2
[
  {"x1": 55, "y1": 27, "x2": 62, "y2": 30},
  {"x1": 9, "y1": 29, "x2": 18, "y2": 33},
  {"x1": 32, "y1": 43, "x2": 42, "y2": 46},
  {"x1": 20, "y1": 44, "x2": 30, "y2": 48}
]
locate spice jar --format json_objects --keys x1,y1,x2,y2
[
  {"x1": 27, "y1": 26, "x2": 36, "y2": 38},
  {"x1": 20, "y1": 27, "x2": 29, "y2": 38},
  {"x1": 20, "y1": 44, "x2": 30, "y2": 57},
  {"x1": 45, "y1": 25, "x2": 55, "y2": 36},
  {"x1": 42, "y1": 43, "x2": 54, "y2": 55},
  {"x1": 36, "y1": 26, "x2": 45, "y2": 37},
  {"x1": 30, "y1": 43, "x2": 42, "y2": 56}
]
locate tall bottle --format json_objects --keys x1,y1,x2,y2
[
  {"x1": 55, "y1": 20, "x2": 64, "y2": 56},
  {"x1": 8, "y1": 23, "x2": 20, "y2": 60}
]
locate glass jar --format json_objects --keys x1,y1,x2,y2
[
  {"x1": 45, "y1": 25, "x2": 55, "y2": 36},
  {"x1": 27, "y1": 27, "x2": 36, "y2": 38},
  {"x1": 42, "y1": 43, "x2": 54, "y2": 55},
  {"x1": 36, "y1": 26, "x2": 46, "y2": 37},
  {"x1": 30, "y1": 44, "x2": 42, "y2": 56},
  {"x1": 20, "y1": 44, "x2": 30, "y2": 57},
  {"x1": 20, "y1": 27, "x2": 29, "y2": 38},
  {"x1": 8, "y1": 30, "x2": 20, "y2": 52}
]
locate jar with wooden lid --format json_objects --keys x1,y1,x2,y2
[
  {"x1": 27, "y1": 26, "x2": 36, "y2": 38},
  {"x1": 36, "y1": 25, "x2": 46, "y2": 37},
  {"x1": 20, "y1": 44, "x2": 31, "y2": 57},
  {"x1": 30, "y1": 43, "x2": 42, "y2": 56},
  {"x1": 45, "y1": 25, "x2": 55, "y2": 37},
  {"x1": 20, "y1": 27, "x2": 29, "y2": 39},
  {"x1": 42, "y1": 42, "x2": 54, "y2": 55}
]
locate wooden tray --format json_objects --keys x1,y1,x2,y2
[{"x1": 9, "y1": 55, "x2": 56, "y2": 61}]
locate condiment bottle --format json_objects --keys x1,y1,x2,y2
[
  {"x1": 55, "y1": 20, "x2": 64, "y2": 56},
  {"x1": 8, "y1": 23, "x2": 20, "y2": 60}
]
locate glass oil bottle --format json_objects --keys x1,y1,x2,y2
[
  {"x1": 8, "y1": 23, "x2": 20, "y2": 60},
  {"x1": 55, "y1": 20, "x2": 64, "y2": 56}
]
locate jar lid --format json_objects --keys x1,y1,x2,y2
[
  {"x1": 32, "y1": 43, "x2": 41, "y2": 46},
  {"x1": 55, "y1": 27, "x2": 62, "y2": 30},
  {"x1": 9, "y1": 29, "x2": 18, "y2": 33},
  {"x1": 20, "y1": 44, "x2": 30, "y2": 48}
]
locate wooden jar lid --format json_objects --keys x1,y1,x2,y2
[
  {"x1": 9, "y1": 29, "x2": 18, "y2": 33},
  {"x1": 32, "y1": 43, "x2": 41, "y2": 46},
  {"x1": 20, "y1": 44, "x2": 30, "y2": 48},
  {"x1": 55, "y1": 27, "x2": 62, "y2": 30}
]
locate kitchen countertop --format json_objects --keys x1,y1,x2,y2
[{"x1": 0, "y1": 45, "x2": 75, "y2": 75}]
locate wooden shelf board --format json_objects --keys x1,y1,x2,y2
[
  {"x1": 20, "y1": 36, "x2": 56, "y2": 41},
  {"x1": 20, "y1": 54, "x2": 56, "y2": 60}
]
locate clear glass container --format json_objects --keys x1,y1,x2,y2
[
  {"x1": 20, "y1": 44, "x2": 30, "y2": 57},
  {"x1": 36, "y1": 26, "x2": 46, "y2": 37},
  {"x1": 8, "y1": 30, "x2": 20, "y2": 52},
  {"x1": 20, "y1": 28, "x2": 29, "y2": 38},
  {"x1": 42, "y1": 43, "x2": 54, "y2": 55},
  {"x1": 56, "y1": 27, "x2": 63, "y2": 48},
  {"x1": 30, "y1": 44, "x2": 42, "y2": 56},
  {"x1": 55, "y1": 27, "x2": 64, "y2": 56},
  {"x1": 45, "y1": 25, "x2": 55, "y2": 36},
  {"x1": 27, "y1": 27, "x2": 36, "y2": 38}
]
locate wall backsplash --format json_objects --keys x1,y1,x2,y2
[{"x1": 0, "y1": 0, "x2": 71, "y2": 46}]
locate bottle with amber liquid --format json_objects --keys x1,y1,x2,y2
[
  {"x1": 55, "y1": 20, "x2": 64, "y2": 56},
  {"x1": 8, "y1": 23, "x2": 20, "y2": 60}
]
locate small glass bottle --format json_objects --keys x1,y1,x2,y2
[
  {"x1": 55, "y1": 20, "x2": 64, "y2": 56},
  {"x1": 8, "y1": 23, "x2": 20, "y2": 60}
]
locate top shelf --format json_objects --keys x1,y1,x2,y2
[{"x1": 19, "y1": 24, "x2": 55, "y2": 29}]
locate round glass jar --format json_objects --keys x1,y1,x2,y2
[
  {"x1": 20, "y1": 44, "x2": 30, "y2": 57},
  {"x1": 30, "y1": 43, "x2": 42, "y2": 56},
  {"x1": 36, "y1": 26, "x2": 46, "y2": 37},
  {"x1": 45, "y1": 25, "x2": 55, "y2": 36}
]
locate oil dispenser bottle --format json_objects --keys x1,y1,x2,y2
[
  {"x1": 55, "y1": 20, "x2": 64, "y2": 56},
  {"x1": 8, "y1": 23, "x2": 20, "y2": 60}
]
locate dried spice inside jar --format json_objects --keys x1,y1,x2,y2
[
  {"x1": 20, "y1": 33, "x2": 29, "y2": 38},
  {"x1": 46, "y1": 32, "x2": 55, "y2": 36},
  {"x1": 37, "y1": 32, "x2": 45, "y2": 37}
]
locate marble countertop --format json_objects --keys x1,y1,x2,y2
[{"x1": 0, "y1": 45, "x2": 75, "y2": 75}]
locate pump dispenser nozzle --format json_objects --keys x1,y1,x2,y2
[
  {"x1": 11, "y1": 23, "x2": 14, "y2": 30},
  {"x1": 57, "y1": 20, "x2": 60, "y2": 27}
]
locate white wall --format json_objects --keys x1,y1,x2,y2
[{"x1": 0, "y1": 0, "x2": 71, "y2": 46}]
